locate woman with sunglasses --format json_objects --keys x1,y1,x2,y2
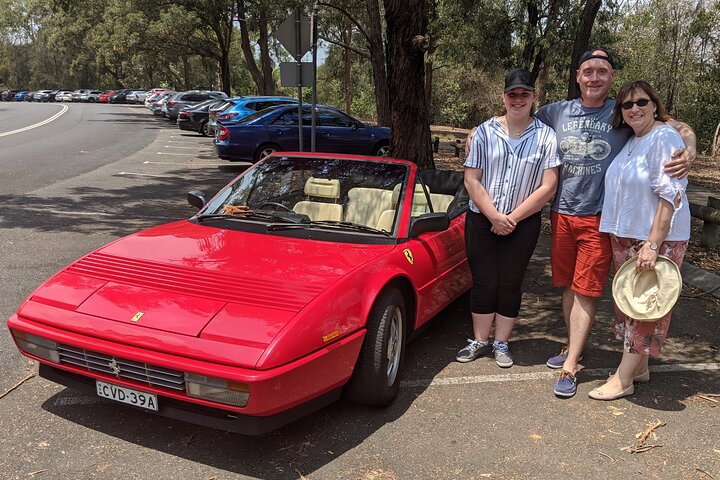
[{"x1": 592, "y1": 80, "x2": 691, "y2": 400}]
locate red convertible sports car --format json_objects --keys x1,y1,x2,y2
[{"x1": 8, "y1": 153, "x2": 471, "y2": 435}]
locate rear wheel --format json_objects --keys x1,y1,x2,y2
[
  {"x1": 254, "y1": 144, "x2": 280, "y2": 162},
  {"x1": 346, "y1": 289, "x2": 406, "y2": 406},
  {"x1": 199, "y1": 121, "x2": 211, "y2": 137},
  {"x1": 373, "y1": 141, "x2": 390, "y2": 157}
]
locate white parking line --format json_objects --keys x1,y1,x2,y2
[
  {"x1": 157, "y1": 152, "x2": 197, "y2": 156},
  {"x1": 116, "y1": 171, "x2": 176, "y2": 178},
  {"x1": 164, "y1": 145, "x2": 197, "y2": 149},
  {"x1": 400, "y1": 361, "x2": 720, "y2": 388},
  {"x1": 0, "y1": 104, "x2": 69, "y2": 137},
  {"x1": 143, "y1": 160, "x2": 226, "y2": 167}
]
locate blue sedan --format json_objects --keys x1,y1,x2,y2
[{"x1": 214, "y1": 104, "x2": 391, "y2": 162}]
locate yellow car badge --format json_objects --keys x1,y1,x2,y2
[
  {"x1": 130, "y1": 312, "x2": 144, "y2": 323},
  {"x1": 403, "y1": 248, "x2": 414, "y2": 265}
]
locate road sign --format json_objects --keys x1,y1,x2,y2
[
  {"x1": 280, "y1": 62, "x2": 314, "y2": 87},
  {"x1": 275, "y1": 14, "x2": 311, "y2": 60}
]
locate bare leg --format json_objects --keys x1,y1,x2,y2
[
  {"x1": 561, "y1": 290, "x2": 596, "y2": 375},
  {"x1": 471, "y1": 312, "x2": 496, "y2": 341},
  {"x1": 592, "y1": 351, "x2": 645, "y2": 395},
  {"x1": 493, "y1": 314, "x2": 516, "y2": 342}
]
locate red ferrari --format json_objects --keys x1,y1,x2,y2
[{"x1": 8, "y1": 153, "x2": 471, "y2": 434}]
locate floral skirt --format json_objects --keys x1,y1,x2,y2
[{"x1": 610, "y1": 236, "x2": 687, "y2": 358}]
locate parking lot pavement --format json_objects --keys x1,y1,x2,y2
[{"x1": 1, "y1": 114, "x2": 718, "y2": 479}]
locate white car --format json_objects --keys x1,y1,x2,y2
[{"x1": 80, "y1": 90, "x2": 104, "y2": 102}]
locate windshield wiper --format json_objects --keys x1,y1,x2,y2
[
  {"x1": 267, "y1": 220, "x2": 390, "y2": 236},
  {"x1": 195, "y1": 210, "x2": 308, "y2": 224}
]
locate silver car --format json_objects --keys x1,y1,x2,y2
[{"x1": 165, "y1": 90, "x2": 227, "y2": 121}]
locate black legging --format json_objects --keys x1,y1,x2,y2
[{"x1": 465, "y1": 210, "x2": 541, "y2": 318}]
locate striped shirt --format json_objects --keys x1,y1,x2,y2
[{"x1": 465, "y1": 116, "x2": 560, "y2": 214}]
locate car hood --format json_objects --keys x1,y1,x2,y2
[{"x1": 26, "y1": 221, "x2": 394, "y2": 366}]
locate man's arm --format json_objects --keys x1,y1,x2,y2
[{"x1": 665, "y1": 118, "x2": 697, "y2": 179}]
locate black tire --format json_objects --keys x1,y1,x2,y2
[
  {"x1": 346, "y1": 289, "x2": 406, "y2": 406},
  {"x1": 253, "y1": 144, "x2": 280, "y2": 162},
  {"x1": 199, "y1": 121, "x2": 211, "y2": 137},
  {"x1": 373, "y1": 141, "x2": 390, "y2": 157}
]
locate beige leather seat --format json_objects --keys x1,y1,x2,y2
[
  {"x1": 344, "y1": 187, "x2": 393, "y2": 227},
  {"x1": 392, "y1": 183, "x2": 429, "y2": 216},
  {"x1": 293, "y1": 177, "x2": 343, "y2": 221},
  {"x1": 429, "y1": 193, "x2": 454, "y2": 213}
]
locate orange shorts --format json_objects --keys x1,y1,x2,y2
[{"x1": 550, "y1": 212, "x2": 612, "y2": 298}]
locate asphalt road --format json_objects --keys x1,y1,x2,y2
[{"x1": 0, "y1": 104, "x2": 718, "y2": 479}]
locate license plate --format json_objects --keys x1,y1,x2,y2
[{"x1": 96, "y1": 380, "x2": 158, "y2": 411}]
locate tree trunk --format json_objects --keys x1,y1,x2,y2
[
  {"x1": 237, "y1": 0, "x2": 265, "y2": 94},
  {"x1": 367, "y1": 0, "x2": 391, "y2": 126},
  {"x1": 342, "y1": 27, "x2": 353, "y2": 113},
  {"x1": 567, "y1": 0, "x2": 602, "y2": 99},
  {"x1": 384, "y1": 0, "x2": 434, "y2": 169},
  {"x1": 258, "y1": 5, "x2": 275, "y2": 95}
]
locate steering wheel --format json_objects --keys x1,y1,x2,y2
[{"x1": 257, "y1": 201, "x2": 293, "y2": 213}]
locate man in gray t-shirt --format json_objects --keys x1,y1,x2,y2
[{"x1": 532, "y1": 49, "x2": 695, "y2": 398}]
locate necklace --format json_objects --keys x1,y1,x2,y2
[{"x1": 626, "y1": 136, "x2": 641, "y2": 156}]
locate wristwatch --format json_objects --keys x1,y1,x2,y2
[{"x1": 646, "y1": 241, "x2": 658, "y2": 251}]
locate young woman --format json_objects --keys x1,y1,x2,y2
[{"x1": 456, "y1": 69, "x2": 560, "y2": 367}]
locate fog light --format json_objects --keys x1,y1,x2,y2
[
  {"x1": 185, "y1": 373, "x2": 249, "y2": 407},
  {"x1": 12, "y1": 330, "x2": 60, "y2": 363}
]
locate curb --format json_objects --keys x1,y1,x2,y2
[{"x1": 681, "y1": 262, "x2": 720, "y2": 299}]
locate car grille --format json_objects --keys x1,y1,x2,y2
[{"x1": 58, "y1": 344, "x2": 185, "y2": 391}]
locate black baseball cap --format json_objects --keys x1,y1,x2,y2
[
  {"x1": 504, "y1": 69, "x2": 535, "y2": 93},
  {"x1": 578, "y1": 48, "x2": 616, "y2": 69}
]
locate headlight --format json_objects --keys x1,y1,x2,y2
[
  {"x1": 11, "y1": 330, "x2": 60, "y2": 363},
  {"x1": 185, "y1": 373, "x2": 249, "y2": 407}
]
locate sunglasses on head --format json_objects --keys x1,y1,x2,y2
[{"x1": 621, "y1": 98, "x2": 651, "y2": 110}]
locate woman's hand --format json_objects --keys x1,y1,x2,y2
[
  {"x1": 636, "y1": 242, "x2": 659, "y2": 271},
  {"x1": 490, "y1": 213, "x2": 516, "y2": 235}
]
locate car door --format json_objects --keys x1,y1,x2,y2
[
  {"x1": 316, "y1": 108, "x2": 370, "y2": 154},
  {"x1": 270, "y1": 107, "x2": 312, "y2": 151}
]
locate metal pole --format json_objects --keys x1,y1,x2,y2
[
  {"x1": 310, "y1": 3, "x2": 318, "y2": 152},
  {"x1": 295, "y1": 6, "x2": 303, "y2": 152}
]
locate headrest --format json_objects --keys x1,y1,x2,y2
[
  {"x1": 392, "y1": 183, "x2": 428, "y2": 205},
  {"x1": 304, "y1": 177, "x2": 340, "y2": 199}
]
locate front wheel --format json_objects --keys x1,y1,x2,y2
[{"x1": 346, "y1": 289, "x2": 406, "y2": 407}]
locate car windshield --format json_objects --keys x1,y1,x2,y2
[{"x1": 197, "y1": 155, "x2": 410, "y2": 237}]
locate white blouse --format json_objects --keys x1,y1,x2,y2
[{"x1": 599, "y1": 125, "x2": 690, "y2": 241}]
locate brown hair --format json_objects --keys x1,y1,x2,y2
[{"x1": 611, "y1": 80, "x2": 669, "y2": 130}]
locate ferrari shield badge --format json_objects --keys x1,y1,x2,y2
[
  {"x1": 130, "y1": 312, "x2": 144, "y2": 323},
  {"x1": 403, "y1": 248, "x2": 414, "y2": 265}
]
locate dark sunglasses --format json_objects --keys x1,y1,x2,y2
[{"x1": 621, "y1": 98, "x2": 651, "y2": 110}]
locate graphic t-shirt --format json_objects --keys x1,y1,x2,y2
[{"x1": 535, "y1": 98, "x2": 632, "y2": 216}]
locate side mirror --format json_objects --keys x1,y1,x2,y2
[
  {"x1": 187, "y1": 190, "x2": 206, "y2": 209},
  {"x1": 409, "y1": 212, "x2": 450, "y2": 237}
]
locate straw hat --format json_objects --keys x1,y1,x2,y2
[{"x1": 611, "y1": 255, "x2": 682, "y2": 321}]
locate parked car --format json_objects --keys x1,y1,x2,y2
[
  {"x1": 177, "y1": 99, "x2": 226, "y2": 136},
  {"x1": 34, "y1": 91, "x2": 52, "y2": 101},
  {"x1": 165, "y1": 90, "x2": 228, "y2": 121},
  {"x1": 150, "y1": 91, "x2": 175, "y2": 117},
  {"x1": 81, "y1": 90, "x2": 104, "y2": 102},
  {"x1": 7, "y1": 151, "x2": 469, "y2": 434},
  {"x1": 125, "y1": 90, "x2": 148, "y2": 104},
  {"x1": 214, "y1": 104, "x2": 391, "y2": 162},
  {"x1": 2, "y1": 89, "x2": 21, "y2": 101},
  {"x1": 216, "y1": 96, "x2": 298, "y2": 124},
  {"x1": 14, "y1": 91, "x2": 28, "y2": 101},
  {"x1": 56, "y1": 91, "x2": 74, "y2": 102},
  {"x1": 109, "y1": 89, "x2": 133, "y2": 104},
  {"x1": 98, "y1": 90, "x2": 116, "y2": 103}
]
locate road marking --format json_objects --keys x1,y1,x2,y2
[
  {"x1": 0, "y1": 104, "x2": 68, "y2": 137},
  {"x1": 164, "y1": 145, "x2": 197, "y2": 149},
  {"x1": 116, "y1": 171, "x2": 176, "y2": 178},
  {"x1": 401, "y1": 362, "x2": 720, "y2": 388},
  {"x1": 157, "y1": 152, "x2": 197, "y2": 156},
  {"x1": 46, "y1": 210, "x2": 113, "y2": 217},
  {"x1": 143, "y1": 160, "x2": 226, "y2": 167}
]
